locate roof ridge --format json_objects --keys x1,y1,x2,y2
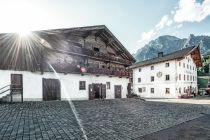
[
  {"x1": 129, "y1": 45, "x2": 198, "y2": 69},
  {"x1": 136, "y1": 46, "x2": 196, "y2": 64}
]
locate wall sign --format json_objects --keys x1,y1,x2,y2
[{"x1": 157, "y1": 72, "x2": 163, "y2": 78}]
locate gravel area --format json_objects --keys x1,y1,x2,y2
[{"x1": 0, "y1": 99, "x2": 209, "y2": 140}]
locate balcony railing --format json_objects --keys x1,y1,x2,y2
[
  {"x1": 45, "y1": 63, "x2": 130, "y2": 77},
  {"x1": 69, "y1": 47, "x2": 132, "y2": 65},
  {"x1": 87, "y1": 67, "x2": 129, "y2": 77}
]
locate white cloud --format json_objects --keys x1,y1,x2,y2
[
  {"x1": 139, "y1": 29, "x2": 156, "y2": 42},
  {"x1": 139, "y1": 15, "x2": 173, "y2": 42},
  {"x1": 174, "y1": 0, "x2": 210, "y2": 22},
  {"x1": 175, "y1": 24, "x2": 183, "y2": 28},
  {"x1": 137, "y1": 0, "x2": 210, "y2": 48},
  {"x1": 203, "y1": 32, "x2": 210, "y2": 36}
]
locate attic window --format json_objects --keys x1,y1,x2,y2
[{"x1": 94, "y1": 47, "x2": 100, "y2": 52}]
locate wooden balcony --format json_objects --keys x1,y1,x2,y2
[
  {"x1": 44, "y1": 63, "x2": 130, "y2": 77},
  {"x1": 69, "y1": 46, "x2": 132, "y2": 65},
  {"x1": 87, "y1": 67, "x2": 130, "y2": 77}
]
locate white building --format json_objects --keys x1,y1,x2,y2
[
  {"x1": 0, "y1": 25, "x2": 135, "y2": 102},
  {"x1": 130, "y1": 46, "x2": 202, "y2": 98}
]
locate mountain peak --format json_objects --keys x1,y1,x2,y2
[
  {"x1": 134, "y1": 34, "x2": 210, "y2": 61},
  {"x1": 189, "y1": 34, "x2": 195, "y2": 38}
]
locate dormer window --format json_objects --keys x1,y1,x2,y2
[{"x1": 151, "y1": 66, "x2": 154, "y2": 70}]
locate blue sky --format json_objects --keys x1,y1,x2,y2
[{"x1": 0, "y1": 0, "x2": 209, "y2": 53}]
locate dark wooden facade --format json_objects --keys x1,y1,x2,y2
[{"x1": 0, "y1": 25, "x2": 135, "y2": 77}]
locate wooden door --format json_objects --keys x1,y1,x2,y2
[
  {"x1": 127, "y1": 83, "x2": 131, "y2": 96},
  {"x1": 93, "y1": 84, "x2": 101, "y2": 99},
  {"x1": 43, "y1": 78, "x2": 61, "y2": 101},
  {"x1": 115, "y1": 85, "x2": 122, "y2": 98},
  {"x1": 11, "y1": 74, "x2": 23, "y2": 93},
  {"x1": 89, "y1": 84, "x2": 94, "y2": 100},
  {"x1": 101, "y1": 84, "x2": 106, "y2": 99}
]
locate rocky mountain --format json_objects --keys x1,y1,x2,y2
[{"x1": 134, "y1": 34, "x2": 210, "y2": 61}]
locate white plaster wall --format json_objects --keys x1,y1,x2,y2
[
  {"x1": 133, "y1": 55, "x2": 199, "y2": 99},
  {"x1": 176, "y1": 55, "x2": 198, "y2": 96},
  {"x1": 0, "y1": 70, "x2": 129, "y2": 101},
  {"x1": 133, "y1": 60, "x2": 178, "y2": 98}
]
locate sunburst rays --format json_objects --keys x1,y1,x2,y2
[{"x1": 0, "y1": 31, "x2": 52, "y2": 71}]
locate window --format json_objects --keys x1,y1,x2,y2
[
  {"x1": 165, "y1": 75, "x2": 170, "y2": 81},
  {"x1": 179, "y1": 74, "x2": 181, "y2": 80},
  {"x1": 179, "y1": 88, "x2": 182, "y2": 93},
  {"x1": 179, "y1": 62, "x2": 181, "y2": 67},
  {"x1": 190, "y1": 76, "x2": 192, "y2": 81},
  {"x1": 151, "y1": 76, "x2": 154, "y2": 82},
  {"x1": 138, "y1": 78, "x2": 141, "y2": 83},
  {"x1": 106, "y1": 82, "x2": 110, "y2": 89},
  {"x1": 183, "y1": 63, "x2": 185, "y2": 68},
  {"x1": 187, "y1": 75, "x2": 189, "y2": 81},
  {"x1": 190, "y1": 66, "x2": 191, "y2": 70},
  {"x1": 139, "y1": 68, "x2": 141, "y2": 72},
  {"x1": 184, "y1": 87, "x2": 186, "y2": 93},
  {"x1": 79, "y1": 81, "x2": 86, "y2": 90},
  {"x1": 184, "y1": 75, "x2": 186, "y2": 81},
  {"x1": 151, "y1": 88, "x2": 154, "y2": 93},
  {"x1": 151, "y1": 66, "x2": 154, "y2": 70},
  {"x1": 142, "y1": 87, "x2": 146, "y2": 92},
  {"x1": 187, "y1": 64, "x2": 189, "y2": 69},
  {"x1": 165, "y1": 63, "x2": 169, "y2": 67},
  {"x1": 139, "y1": 88, "x2": 142, "y2": 93},
  {"x1": 165, "y1": 88, "x2": 170, "y2": 94},
  {"x1": 179, "y1": 88, "x2": 181, "y2": 93},
  {"x1": 93, "y1": 47, "x2": 100, "y2": 52}
]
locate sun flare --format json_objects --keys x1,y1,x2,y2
[{"x1": 17, "y1": 30, "x2": 31, "y2": 38}]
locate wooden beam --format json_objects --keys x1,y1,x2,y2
[
  {"x1": 82, "y1": 31, "x2": 92, "y2": 39},
  {"x1": 94, "y1": 30, "x2": 104, "y2": 40}
]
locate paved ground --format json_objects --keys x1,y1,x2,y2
[
  {"x1": 140, "y1": 114, "x2": 210, "y2": 140},
  {"x1": 0, "y1": 99, "x2": 209, "y2": 140},
  {"x1": 146, "y1": 96, "x2": 210, "y2": 105}
]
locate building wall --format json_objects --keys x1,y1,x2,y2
[
  {"x1": 133, "y1": 59, "x2": 177, "y2": 98},
  {"x1": 0, "y1": 70, "x2": 129, "y2": 101},
  {"x1": 176, "y1": 55, "x2": 198, "y2": 96},
  {"x1": 133, "y1": 55, "x2": 198, "y2": 99}
]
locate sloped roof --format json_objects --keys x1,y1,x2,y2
[
  {"x1": 35, "y1": 25, "x2": 136, "y2": 62},
  {"x1": 129, "y1": 45, "x2": 202, "y2": 69}
]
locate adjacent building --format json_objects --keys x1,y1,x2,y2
[
  {"x1": 0, "y1": 25, "x2": 135, "y2": 101},
  {"x1": 130, "y1": 46, "x2": 202, "y2": 98}
]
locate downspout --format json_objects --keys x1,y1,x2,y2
[{"x1": 175, "y1": 59, "x2": 178, "y2": 98}]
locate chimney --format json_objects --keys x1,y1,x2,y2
[{"x1": 158, "y1": 52, "x2": 163, "y2": 57}]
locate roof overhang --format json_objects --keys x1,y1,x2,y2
[
  {"x1": 128, "y1": 45, "x2": 202, "y2": 69},
  {"x1": 35, "y1": 25, "x2": 136, "y2": 63},
  {"x1": 185, "y1": 45, "x2": 202, "y2": 67}
]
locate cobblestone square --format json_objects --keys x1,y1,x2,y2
[{"x1": 0, "y1": 99, "x2": 209, "y2": 140}]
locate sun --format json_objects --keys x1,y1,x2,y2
[{"x1": 17, "y1": 30, "x2": 31, "y2": 38}]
